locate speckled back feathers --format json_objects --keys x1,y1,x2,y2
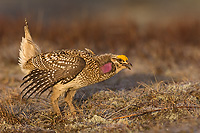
[{"x1": 20, "y1": 49, "x2": 116, "y2": 98}]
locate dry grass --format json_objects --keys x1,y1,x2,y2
[
  {"x1": 0, "y1": 17, "x2": 200, "y2": 132},
  {"x1": 0, "y1": 81, "x2": 200, "y2": 132}
]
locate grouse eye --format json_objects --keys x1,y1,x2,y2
[{"x1": 118, "y1": 59, "x2": 123, "y2": 62}]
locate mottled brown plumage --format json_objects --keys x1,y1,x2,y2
[{"x1": 19, "y1": 20, "x2": 132, "y2": 115}]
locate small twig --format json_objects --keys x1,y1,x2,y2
[
  {"x1": 106, "y1": 104, "x2": 131, "y2": 119},
  {"x1": 106, "y1": 85, "x2": 142, "y2": 119},
  {"x1": 112, "y1": 105, "x2": 200, "y2": 120}
]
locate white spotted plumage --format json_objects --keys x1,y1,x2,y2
[{"x1": 19, "y1": 20, "x2": 132, "y2": 115}]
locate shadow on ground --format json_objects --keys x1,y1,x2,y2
[{"x1": 75, "y1": 73, "x2": 174, "y2": 101}]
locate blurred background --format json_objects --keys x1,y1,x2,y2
[
  {"x1": 1, "y1": 0, "x2": 200, "y2": 23},
  {"x1": 1, "y1": 1, "x2": 200, "y2": 132},
  {"x1": 0, "y1": 0, "x2": 200, "y2": 90}
]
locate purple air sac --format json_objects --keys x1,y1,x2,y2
[{"x1": 100, "y1": 62, "x2": 112, "y2": 74}]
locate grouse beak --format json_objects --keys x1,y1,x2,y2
[{"x1": 123, "y1": 61, "x2": 132, "y2": 70}]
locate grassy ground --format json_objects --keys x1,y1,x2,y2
[{"x1": 0, "y1": 17, "x2": 200, "y2": 132}]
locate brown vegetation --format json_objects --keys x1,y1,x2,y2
[{"x1": 0, "y1": 17, "x2": 200, "y2": 132}]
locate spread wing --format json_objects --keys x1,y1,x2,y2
[{"x1": 20, "y1": 51, "x2": 86, "y2": 99}]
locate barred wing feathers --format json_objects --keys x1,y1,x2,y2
[{"x1": 20, "y1": 51, "x2": 86, "y2": 99}]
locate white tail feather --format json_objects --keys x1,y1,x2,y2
[{"x1": 19, "y1": 20, "x2": 41, "y2": 74}]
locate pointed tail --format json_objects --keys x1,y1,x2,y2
[{"x1": 19, "y1": 19, "x2": 41, "y2": 74}]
